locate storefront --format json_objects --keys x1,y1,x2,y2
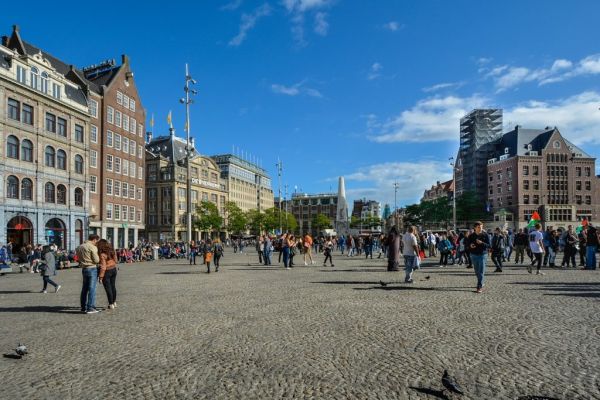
[{"x1": 6, "y1": 216, "x2": 33, "y2": 253}]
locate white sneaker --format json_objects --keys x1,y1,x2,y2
[
  {"x1": 40, "y1": 290, "x2": 47, "y2": 294},
  {"x1": 108, "y1": 304, "x2": 115, "y2": 310},
  {"x1": 113, "y1": 302, "x2": 117, "y2": 308},
  {"x1": 304, "y1": 262, "x2": 307, "y2": 266},
  {"x1": 55, "y1": 285, "x2": 61, "y2": 293},
  {"x1": 311, "y1": 261, "x2": 315, "y2": 265}
]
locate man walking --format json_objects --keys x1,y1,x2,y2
[
  {"x1": 76, "y1": 234, "x2": 101, "y2": 314},
  {"x1": 263, "y1": 235, "x2": 272, "y2": 266},
  {"x1": 491, "y1": 228, "x2": 505, "y2": 272},
  {"x1": 528, "y1": 223, "x2": 545, "y2": 275},
  {"x1": 467, "y1": 222, "x2": 490, "y2": 294},
  {"x1": 402, "y1": 226, "x2": 419, "y2": 283},
  {"x1": 584, "y1": 223, "x2": 598, "y2": 270}
]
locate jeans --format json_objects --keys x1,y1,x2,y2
[
  {"x1": 548, "y1": 247, "x2": 557, "y2": 266},
  {"x1": 42, "y1": 275, "x2": 58, "y2": 290},
  {"x1": 263, "y1": 250, "x2": 272, "y2": 265},
  {"x1": 102, "y1": 268, "x2": 117, "y2": 305},
  {"x1": 586, "y1": 245, "x2": 597, "y2": 269},
  {"x1": 579, "y1": 245, "x2": 587, "y2": 266},
  {"x1": 189, "y1": 251, "x2": 196, "y2": 265},
  {"x1": 471, "y1": 253, "x2": 487, "y2": 289},
  {"x1": 404, "y1": 255, "x2": 416, "y2": 281},
  {"x1": 282, "y1": 247, "x2": 290, "y2": 268},
  {"x1": 491, "y1": 252, "x2": 503, "y2": 270},
  {"x1": 81, "y1": 267, "x2": 98, "y2": 312}
]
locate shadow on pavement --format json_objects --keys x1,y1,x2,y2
[
  {"x1": 354, "y1": 286, "x2": 474, "y2": 292},
  {"x1": 509, "y1": 281, "x2": 600, "y2": 298},
  {"x1": 156, "y1": 271, "x2": 203, "y2": 275},
  {"x1": 0, "y1": 290, "x2": 35, "y2": 294},
  {"x1": 318, "y1": 269, "x2": 386, "y2": 273},
  {"x1": 409, "y1": 386, "x2": 448, "y2": 399},
  {"x1": 0, "y1": 306, "x2": 83, "y2": 314}
]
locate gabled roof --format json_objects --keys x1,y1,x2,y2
[{"x1": 146, "y1": 131, "x2": 200, "y2": 165}]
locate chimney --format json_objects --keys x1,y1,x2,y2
[
  {"x1": 121, "y1": 54, "x2": 129, "y2": 65},
  {"x1": 146, "y1": 131, "x2": 153, "y2": 144}
]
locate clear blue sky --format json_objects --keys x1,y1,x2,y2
[{"x1": 3, "y1": 1, "x2": 600, "y2": 209}]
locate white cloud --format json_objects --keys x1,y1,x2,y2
[
  {"x1": 271, "y1": 80, "x2": 323, "y2": 97},
  {"x1": 344, "y1": 161, "x2": 452, "y2": 206},
  {"x1": 383, "y1": 21, "x2": 402, "y2": 31},
  {"x1": 228, "y1": 3, "x2": 272, "y2": 47},
  {"x1": 283, "y1": 0, "x2": 334, "y2": 45},
  {"x1": 367, "y1": 62, "x2": 383, "y2": 80},
  {"x1": 484, "y1": 54, "x2": 600, "y2": 90},
  {"x1": 314, "y1": 12, "x2": 329, "y2": 36},
  {"x1": 476, "y1": 57, "x2": 492, "y2": 66},
  {"x1": 422, "y1": 81, "x2": 464, "y2": 93},
  {"x1": 221, "y1": 0, "x2": 243, "y2": 11},
  {"x1": 505, "y1": 91, "x2": 600, "y2": 145},
  {"x1": 368, "y1": 94, "x2": 489, "y2": 143}
]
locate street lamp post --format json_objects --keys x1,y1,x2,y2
[
  {"x1": 393, "y1": 181, "x2": 399, "y2": 229},
  {"x1": 284, "y1": 183, "x2": 289, "y2": 232},
  {"x1": 180, "y1": 64, "x2": 197, "y2": 244},
  {"x1": 276, "y1": 158, "x2": 283, "y2": 234},
  {"x1": 449, "y1": 157, "x2": 457, "y2": 232}
]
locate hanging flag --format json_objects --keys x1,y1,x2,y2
[
  {"x1": 582, "y1": 218, "x2": 589, "y2": 227},
  {"x1": 527, "y1": 211, "x2": 541, "y2": 228},
  {"x1": 150, "y1": 113, "x2": 155, "y2": 128},
  {"x1": 167, "y1": 111, "x2": 172, "y2": 127}
]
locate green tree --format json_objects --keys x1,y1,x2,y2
[
  {"x1": 246, "y1": 209, "x2": 265, "y2": 235},
  {"x1": 225, "y1": 201, "x2": 247, "y2": 234},
  {"x1": 403, "y1": 204, "x2": 423, "y2": 227},
  {"x1": 455, "y1": 190, "x2": 486, "y2": 223},
  {"x1": 349, "y1": 215, "x2": 361, "y2": 228},
  {"x1": 312, "y1": 214, "x2": 332, "y2": 232},
  {"x1": 262, "y1": 207, "x2": 298, "y2": 233},
  {"x1": 194, "y1": 201, "x2": 223, "y2": 234}
]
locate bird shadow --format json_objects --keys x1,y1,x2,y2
[
  {"x1": 409, "y1": 386, "x2": 448, "y2": 399},
  {"x1": 0, "y1": 306, "x2": 82, "y2": 314},
  {"x1": 3, "y1": 354, "x2": 23, "y2": 360}
]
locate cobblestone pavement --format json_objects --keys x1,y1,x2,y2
[{"x1": 0, "y1": 250, "x2": 599, "y2": 399}]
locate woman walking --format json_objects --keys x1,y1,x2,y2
[
  {"x1": 98, "y1": 239, "x2": 119, "y2": 310},
  {"x1": 323, "y1": 237, "x2": 334, "y2": 267},
  {"x1": 39, "y1": 245, "x2": 61, "y2": 293},
  {"x1": 204, "y1": 239, "x2": 215, "y2": 273},
  {"x1": 214, "y1": 240, "x2": 224, "y2": 271}
]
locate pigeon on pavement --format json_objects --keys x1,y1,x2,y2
[
  {"x1": 425, "y1": 275, "x2": 431, "y2": 280},
  {"x1": 15, "y1": 344, "x2": 27, "y2": 357},
  {"x1": 442, "y1": 370, "x2": 464, "y2": 395},
  {"x1": 379, "y1": 280, "x2": 388, "y2": 287}
]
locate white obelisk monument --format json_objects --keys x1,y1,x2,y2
[{"x1": 336, "y1": 176, "x2": 349, "y2": 235}]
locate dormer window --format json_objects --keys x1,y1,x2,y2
[{"x1": 504, "y1": 147, "x2": 509, "y2": 154}]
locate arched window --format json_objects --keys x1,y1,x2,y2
[
  {"x1": 74, "y1": 187, "x2": 83, "y2": 206},
  {"x1": 74, "y1": 154, "x2": 84, "y2": 174},
  {"x1": 21, "y1": 139, "x2": 33, "y2": 162},
  {"x1": 40, "y1": 71, "x2": 48, "y2": 93},
  {"x1": 45, "y1": 182, "x2": 55, "y2": 203},
  {"x1": 21, "y1": 178, "x2": 33, "y2": 200},
  {"x1": 6, "y1": 175, "x2": 19, "y2": 199},
  {"x1": 30, "y1": 67, "x2": 39, "y2": 90},
  {"x1": 56, "y1": 184, "x2": 67, "y2": 205},
  {"x1": 45, "y1": 146, "x2": 55, "y2": 167},
  {"x1": 7, "y1": 135, "x2": 19, "y2": 159},
  {"x1": 57, "y1": 149, "x2": 67, "y2": 170}
]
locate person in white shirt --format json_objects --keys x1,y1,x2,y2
[
  {"x1": 403, "y1": 226, "x2": 420, "y2": 283},
  {"x1": 528, "y1": 223, "x2": 545, "y2": 275}
]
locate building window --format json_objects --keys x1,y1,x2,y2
[
  {"x1": 115, "y1": 133, "x2": 121, "y2": 150},
  {"x1": 137, "y1": 210, "x2": 142, "y2": 223},
  {"x1": 115, "y1": 110, "x2": 122, "y2": 128},
  {"x1": 532, "y1": 166, "x2": 539, "y2": 176},
  {"x1": 138, "y1": 144, "x2": 143, "y2": 158},
  {"x1": 16, "y1": 65, "x2": 26, "y2": 83},
  {"x1": 107, "y1": 106, "x2": 114, "y2": 124},
  {"x1": 106, "y1": 178, "x2": 113, "y2": 195},
  {"x1": 523, "y1": 180, "x2": 529, "y2": 190},
  {"x1": 45, "y1": 182, "x2": 55, "y2": 202},
  {"x1": 22, "y1": 104, "x2": 33, "y2": 125},
  {"x1": 106, "y1": 203, "x2": 113, "y2": 219},
  {"x1": 21, "y1": 178, "x2": 33, "y2": 200},
  {"x1": 123, "y1": 95, "x2": 130, "y2": 109},
  {"x1": 107, "y1": 130, "x2": 114, "y2": 147},
  {"x1": 114, "y1": 204, "x2": 120, "y2": 220},
  {"x1": 75, "y1": 188, "x2": 83, "y2": 206},
  {"x1": 45, "y1": 146, "x2": 56, "y2": 167},
  {"x1": 523, "y1": 165, "x2": 529, "y2": 176},
  {"x1": 75, "y1": 124, "x2": 84, "y2": 143},
  {"x1": 106, "y1": 154, "x2": 113, "y2": 171},
  {"x1": 523, "y1": 195, "x2": 529, "y2": 205},
  {"x1": 74, "y1": 155, "x2": 84, "y2": 174},
  {"x1": 121, "y1": 205, "x2": 128, "y2": 221},
  {"x1": 57, "y1": 117, "x2": 67, "y2": 137},
  {"x1": 122, "y1": 182, "x2": 128, "y2": 197},
  {"x1": 123, "y1": 114, "x2": 129, "y2": 133},
  {"x1": 8, "y1": 98, "x2": 20, "y2": 120},
  {"x1": 117, "y1": 91, "x2": 123, "y2": 105},
  {"x1": 115, "y1": 157, "x2": 121, "y2": 174},
  {"x1": 586, "y1": 181, "x2": 592, "y2": 191},
  {"x1": 129, "y1": 184, "x2": 135, "y2": 199},
  {"x1": 130, "y1": 141, "x2": 136, "y2": 156},
  {"x1": 130, "y1": 99, "x2": 136, "y2": 112},
  {"x1": 533, "y1": 180, "x2": 539, "y2": 190},
  {"x1": 138, "y1": 166, "x2": 143, "y2": 180},
  {"x1": 6, "y1": 175, "x2": 19, "y2": 199},
  {"x1": 533, "y1": 195, "x2": 539, "y2": 204},
  {"x1": 90, "y1": 125, "x2": 98, "y2": 143},
  {"x1": 57, "y1": 184, "x2": 67, "y2": 204},
  {"x1": 40, "y1": 72, "x2": 48, "y2": 93},
  {"x1": 131, "y1": 118, "x2": 136, "y2": 134},
  {"x1": 585, "y1": 167, "x2": 591, "y2": 177},
  {"x1": 137, "y1": 188, "x2": 142, "y2": 201},
  {"x1": 57, "y1": 149, "x2": 67, "y2": 170},
  {"x1": 90, "y1": 150, "x2": 97, "y2": 168},
  {"x1": 89, "y1": 99, "x2": 98, "y2": 118},
  {"x1": 114, "y1": 180, "x2": 121, "y2": 197},
  {"x1": 21, "y1": 139, "x2": 33, "y2": 162},
  {"x1": 138, "y1": 124, "x2": 143, "y2": 138},
  {"x1": 52, "y1": 83, "x2": 61, "y2": 99},
  {"x1": 576, "y1": 195, "x2": 582, "y2": 205},
  {"x1": 123, "y1": 159, "x2": 129, "y2": 176},
  {"x1": 129, "y1": 206, "x2": 135, "y2": 221},
  {"x1": 123, "y1": 137, "x2": 129, "y2": 154},
  {"x1": 90, "y1": 176, "x2": 97, "y2": 193},
  {"x1": 585, "y1": 195, "x2": 592, "y2": 205},
  {"x1": 576, "y1": 181, "x2": 582, "y2": 190},
  {"x1": 45, "y1": 113, "x2": 56, "y2": 133},
  {"x1": 30, "y1": 67, "x2": 39, "y2": 90},
  {"x1": 6, "y1": 135, "x2": 19, "y2": 159}
]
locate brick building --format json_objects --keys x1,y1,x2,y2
[
  {"x1": 421, "y1": 179, "x2": 454, "y2": 203},
  {"x1": 486, "y1": 126, "x2": 600, "y2": 229}
]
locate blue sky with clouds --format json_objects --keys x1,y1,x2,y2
[{"x1": 3, "y1": 1, "x2": 600, "y2": 208}]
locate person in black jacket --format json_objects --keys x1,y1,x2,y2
[
  {"x1": 491, "y1": 228, "x2": 505, "y2": 272},
  {"x1": 513, "y1": 228, "x2": 528, "y2": 264},
  {"x1": 467, "y1": 221, "x2": 490, "y2": 294}
]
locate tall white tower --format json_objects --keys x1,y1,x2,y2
[{"x1": 336, "y1": 176, "x2": 349, "y2": 235}]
